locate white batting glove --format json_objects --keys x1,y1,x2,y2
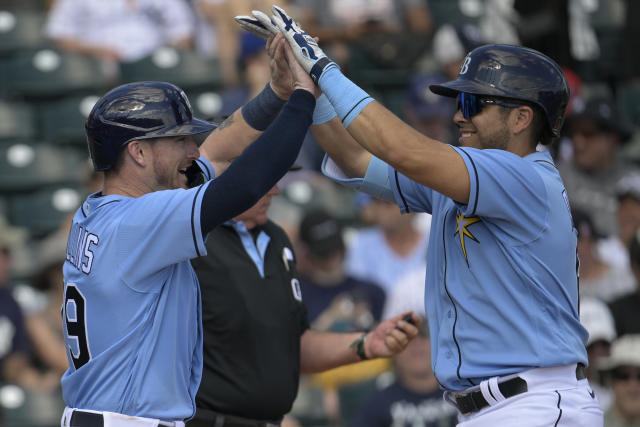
[
  {"x1": 234, "y1": 10, "x2": 279, "y2": 40},
  {"x1": 268, "y1": 5, "x2": 337, "y2": 83}
]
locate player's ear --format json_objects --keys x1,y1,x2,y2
[
  {"x1": 126, "y1": 140, "x2": 149, "y2": 168},
  {"x1": 511, "y1": 105, "x2": 534, "y2": 136}
]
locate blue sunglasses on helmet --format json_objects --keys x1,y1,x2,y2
[{"x1": 456, "y1": 92, "x2": 525, "y2": 120}]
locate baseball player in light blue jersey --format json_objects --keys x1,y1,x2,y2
[
  {"x1": 236, "y1": 7, "x2": 604, "y2": 426},
  {"x1": 60, "y1": 35, "x2": 319, "y2": 427}
]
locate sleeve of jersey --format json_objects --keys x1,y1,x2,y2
[
  {"x1": 452, "y1": 146, "x2": 548, "y2": 241},
  {"x1": 321, "y1": 154, "x2": 438, "y2": 214},
  {"x1": 387, "y1": 164, "x2": 435, "y2": 214},
  {"x1": 117, "y1": 183, "x2": 211, "y2": 292},
  {"x1": 195, "y1": 155, "x2": 215, "y2": 181}
]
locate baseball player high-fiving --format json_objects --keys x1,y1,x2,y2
[
  {"x1": 237, "y1": 6, "x2": 604, "y2": 426},
  {"x1": 60, "y1": 34, "x2": 318, "y2": 426}
]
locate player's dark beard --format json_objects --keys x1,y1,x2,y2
[{"x1": 480, "y1": 120, "x2": 509, "y2": 150}]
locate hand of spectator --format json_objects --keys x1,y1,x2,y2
[{"x1": 365, "y1": 311, "x2": 420, "y2": 358}]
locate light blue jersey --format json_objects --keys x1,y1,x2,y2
[
  {"x1": 62, "y1": 175, "x2": 212, "y2": 419},
  {"x1": 324, "y1": 148, "x2": 588, "y2": 391}
]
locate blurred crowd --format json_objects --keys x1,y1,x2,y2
[{"x1": 1, "y1": 0, "x2": 640, "y2": 426}]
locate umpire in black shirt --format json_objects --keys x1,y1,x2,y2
[{"x1": 189, "y1": 182, "x2": 419, "y2": 427}]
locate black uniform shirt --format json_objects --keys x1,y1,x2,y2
[{"x1": 191, "y1": 220, "x2": 309, "y2": 420}]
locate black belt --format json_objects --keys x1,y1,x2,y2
[
  {"x1": 69, "y1": 410, "x2": 174, "y2": 427},
  {"x1": 454, "y1": 363, "x2": 587, "y2": 415},
  {"x1": 188, "y1": 408, "x2": 281, "y2": 427}
]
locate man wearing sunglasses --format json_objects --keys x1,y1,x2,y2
[
  {"x1": 598, "y1": 335, "x2": 640, "y2": 426},
  {"x1": 235, "y1": 6, "x2": 603, "y2": 425}
]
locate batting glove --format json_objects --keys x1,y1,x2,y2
[
  {"x1": 234, "y1": 10, "x2": 279, "y2": 40},
  {"x1": 267, "y1": 5, "x2": 338, "y2": 83}
]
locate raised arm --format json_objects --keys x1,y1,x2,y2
[
  {"x1": 199, "y1": 32, "x2": 296, "y2": 176},
  {"x1": 310, "y1": 97, "x2": 372, "y2": 178},
  {"x1": 199, "y1": 35, "x2": 319, "y2": 235},
  {"x1": 266, "y1": 6, "x2": 471, "y2": 203}
]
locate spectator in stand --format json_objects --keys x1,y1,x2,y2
[
  {"x1": 297, "y1": 209, "x2": 386, "y2": 336},
  {"x1": 294, "y1": 209, "x2": 390, "y2": 425},
  {"x1": 294, "y1": 0, "x2": 433, "y2": 69},
  {"x1": 600, "y1": 173, "x2": 640, "y2": 269},
  {"x1": 404, "y1": 73, "x2": 457, "y2": 145},
  {"x1": 598, "y1": 335, "x2": 640, "y2": 427},
  {"x1": 351, "y1": 317, "x2": 458, "y2": 427},
  {"x1": 192, "y1": 0, "x2": 290, "y2": 87},
  {"x1": 346, "y1": 195, "x2": 429, "y2": 295},
  {"x1": 25, "y1": 228, "x2": 69, "y2": 378},
  {"x1": 572, "y1": 208, "x2": 635, "y2": 302},
  {"x1": 559, "y1": 96, "x2": 636, "y2": 237},
  {"x1": 579, "y1": 296, "x2": 617, "y2": 411},
  {"x1": 44, "y1": 0, "x2": 194, "y2": 67},
  {"x1": 216, "y1": 32, "x2": 271, "y2": 116},
  {"x1": 0, "y1": 217, "x2": 59, "y2": 395},
  {"x1": 609, "y1": 230, "x2": 640, "y2": 338},
  {"x1": 431, "y1": 23, "x2": 484, "y2": 81},
  {"x1": 382, "y1": 263, "x2": 426, "y2": 321}
]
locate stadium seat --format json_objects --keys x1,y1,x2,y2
[
  {"x1": 0, "y1": 48, "x2": 110, "y2": 98},
  {"x1": 119, "y1": 47, "x2": 223, "y2": 92},
  {"x1": 428, "y1": 0, "x2": 482, "y2": 27},
  {"x1": 617, "y1": 82, "x2": 640, "y2": 131},
  {"x1": 0, "y1": 100, "x2": 37, "y2": 141},
  {"x1": 0, "y1": 384, "x2": 65, "y2": 427},
  {"x1": 186, "y1": 89, "x2": 225, "y2": 120},
  {"x1": 0, "y1": 9, "x2": 48, "y2": 56},
  {"x1": 38, "y1": 94, "x2": 101, "y2": 145},
  {"x1": 8, "y1": 184, "x2": 86, "y2": 237},
  {"x1": 0, "y1": 141, "x2": 87, "y2": 192}
]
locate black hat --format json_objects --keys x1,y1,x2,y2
[
  {"x1": 568, "y1": 96, "x2": 632, "y2": 142},
  {"x1": 298, "y1": 209, "x2": 344, "y2": 256}
]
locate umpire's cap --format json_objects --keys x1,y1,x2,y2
[
  {"x1": 86, "y1": 81, "x2": 217, "y2": 171},
  {"x1": 430, "y1": 44, "x2": 569, "y2": 138}
]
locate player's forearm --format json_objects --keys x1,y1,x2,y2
[
  {"x1": 299, "y1": 330, "x2": 365, "y2": 373},
  {"x1": 199, "y1": 89, "x2": 314, "y2": 233},
  {"x1": 318, "y1": 73, "x2": 470, "y2": 203},
  {"x1": 311, "y1": 118, "x2": 371, "y2": 178}
]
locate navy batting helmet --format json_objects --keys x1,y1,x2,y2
[
  {"x1": 430, "y1": 44, "x2": 569, "y2": 138},
  {"x1": 86, "y1": 81, "x2": 217, "y2": 171}
]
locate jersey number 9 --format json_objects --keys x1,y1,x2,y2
[{"x1": 63, "y1": 284, "x2": 91, "y2": 369}]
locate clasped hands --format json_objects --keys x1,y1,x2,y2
[{"x1": 235, "y1": 5, "x2": 337, "y2": 85}]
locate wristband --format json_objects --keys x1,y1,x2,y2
[
  {"x1": 241, "y1": 82, "x2": 286, "y2": 131},
  {"x1": 318, "y1": 67, "x2": 373, "y2": 128},
  {"x1": 350, "y1": 333, "x2": 369, "y2": 360},
  {"x1": 312, "y1": 94, "x2": 337, "y2": 124}
]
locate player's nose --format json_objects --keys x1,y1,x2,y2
[
  {"x1": 453, "y1": 109, "x2": 466, "y2": 125},
  {"x1": 185, "y1": 138, "x2": 200, "y2": 160}
]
